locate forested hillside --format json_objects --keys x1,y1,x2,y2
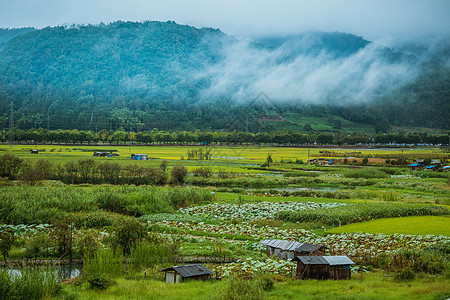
[{"x1": 0, "y1": 21, "x2": 448, "y2": 132}]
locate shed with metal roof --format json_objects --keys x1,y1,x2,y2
[
  {"x1": 292, "y1": 256, "x2": 355, "y2": 280},
  {"x1": 260, "y1": 239, "x2": 303, "y2": 260},
  {"x1": 161, "y1": 264, "x2": 214, "y2": 283},
  {"x1": 294, "y1": 243, "x2": 328, "y2": 256}
]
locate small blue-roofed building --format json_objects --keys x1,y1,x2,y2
[
  {"x1": 409, "y1": 163, "x2": 424, "y2": 171},
  {"x1": 131, "y1": 154, "x2": 148, "y2": 160}
]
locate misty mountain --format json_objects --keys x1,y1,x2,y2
[
  {"x1": 0, "y1": 27, "x2": 36, "y2": 44},
  {"x1": 0, "y1": 21, "x2": 448, "y2": 131}
]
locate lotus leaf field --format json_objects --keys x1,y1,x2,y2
[
  {"x1": 178, "y1": 201, "x2": 349, "y2": 220},
  {"x1": 0, "y1": 145, "x2": 449, "y2": 299}
]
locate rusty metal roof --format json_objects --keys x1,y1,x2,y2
[
  {"x1": 161, "y1": 264, "x2": 214, "y2": 278},
  {"x1": 292, "y1": 256, "x2": 354, "y2": 266},
  {"x1": 260, "y1": 239, "x2": 303, "y2": 251}
]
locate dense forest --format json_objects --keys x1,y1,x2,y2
[{"x1": 0, "y1": 21, "x2": 448, "y2": 132}]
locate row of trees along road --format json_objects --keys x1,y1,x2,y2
[{"x1": 1, "y1": 128, "x2": 448, "y2": 146}]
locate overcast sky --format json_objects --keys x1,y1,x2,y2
[{"x1": 0, "y1": 0, "x2": 449, "y2": 42}]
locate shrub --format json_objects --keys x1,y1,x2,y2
[
  {"x1": 76, "y1": 230, "x2": 101, "y2": 258},
  {"x1": 257, "y1": 276, "x2": 274, "y2": 291},
  {"x1": 171, "y1": 164, "x2": 188, "y2": 183},
  {"x1": 72, "y1": 211, "x2": 122, "y2": 228},
  {"x1": 112, "y1": 218, "x2": 145, "y2": 255},
  {"x1": 192, "y1": 167, "x2": 212, "y2": 178},
  {"x1": 24, "y1": 233, "x2": 51, "y2": 258},
  {"x1": 388, "y1": 249, "x2": 446, "y2": 275},
  {"x1": 0, "y1": 228, "x2": 16, "y2": 261},
  {"x1": 87, "y1": 274, "x2": 116, "y2": 290},
  {"x1": 395, "y1": 267, "x2": 415, "y2": 280},
  {"x1": 0, "y1": 153, "x2": 24, "y2": 180}
]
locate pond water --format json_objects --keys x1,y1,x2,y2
[{"x1": 4, "y1": 264, "x2": 83, "y2": 281}]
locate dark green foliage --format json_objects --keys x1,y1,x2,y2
[
  {"x1": 0, "y1": 228, "x2": 16, "y2": 261},
  {"x1": 395, "y1": 267, "x2": 415, "y2": 280},
  {"x1": 86, "y1": 274, "x2": 116, "y2": 290},
  {"x1": 171, "y1": 164, "x2": 188, "y2": 183},
  {"x1": 95, "y1": 193, "x2": 129, "y2": 215},
  {"x1": 0, "y1": 153, "x2": 23, "y2": 180},
  {"x1": 76, "y1": 231, "x2": 101, "y2": 259},
  {"x1": 112, "y1": 218, "x2": 145, "y2": 255},
  {"x1": 72, "y1": 211, "x2": 124, "y2": 228},
  {"x1": 193, "y1": 167, "x2": 213, "y2": 178},
  {"x1": 24, "y1": 233, "x2": 51, "y2": 258},
  {"x1": 388, "y1": 249, "x2": 446, "y2": 276},
  {"x1": 257, "y1": 276, "x2": 274, "y2": 291}
]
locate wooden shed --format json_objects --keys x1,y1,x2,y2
[
  {"x1": 260, "y1": 239, "x2": 303, "y2": 260},
  {"x1": 260, "y1": 240, "x2": 327, "y2": 260},
  {"x1": 161, "y1": 264, "x2": 214, "y2": 283},
  {"x1": 294, "y1": 243, "x2": 328, "y2": 256},
  {"x1": 292, "y1": 256, "x2": 354, "y2": 280}
]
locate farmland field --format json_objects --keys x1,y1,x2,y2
[
  {"x1": 0, "y1": 144, "x2": 449, "y2": 299},
  {"x1": 326, "y1": 216, "x2": 450, "y2": 236}
]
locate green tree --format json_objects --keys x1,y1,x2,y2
[{"x1": 171, "y1": 164, "x2": 188, "y2": 183}]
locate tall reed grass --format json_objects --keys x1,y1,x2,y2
[{"x1": 0, "y1": 266, "x2": 60, "y2": 299}]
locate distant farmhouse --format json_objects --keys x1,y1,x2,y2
[{"x1": 131, "y1": 154, "x2": 148, "y2": 160}]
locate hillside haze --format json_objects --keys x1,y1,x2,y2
[{"x1": 0, "y1": 21, "x2": 448, "y2": 131}]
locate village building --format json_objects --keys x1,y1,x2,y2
[
  {"x1": 292, "y1": 256, "x2": 354, "y2": 280},
  {"x1": 307, "y1": 158, "x2": 331, "y2": 165},
  {"x1": 260, "y1": 240, "x2": 327, "y2": 260},
  {"x1": 161, "y1": 264, "x2": 214, "y2": 283},
  {"x1": 409, "y1": 163, "x2": 424, "y2": 171},
  {"x1": 414, "y1": 159, "x2": 425, "y2": 164},
  {"x1": 30, "y1": 149, "x2": 39, "y2": 154},
  {"x1": 93, "y1": 152, "x2": 111, "y2": 157},
  {"x1": 131, "y1": 153, "x2": 148, "y2": 160}
]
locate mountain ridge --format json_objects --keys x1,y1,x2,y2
[{"x1": 0, "y1": 21, "x2": 448, "y2": 131}]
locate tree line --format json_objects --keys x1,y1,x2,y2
[
  {"x1": 2, "y1": 128, "x2": 448, "y2": 146},
  {"x1": 0, "y1": 153, "x2": 189, "y2": 185}
]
